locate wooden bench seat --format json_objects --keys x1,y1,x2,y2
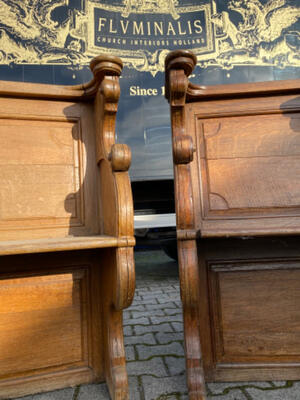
[
  {"x1": 0, "y1": 55, "x2": 135, "y2": 399},
  {"x1": 165, "y1": 50, "x2": 300, "y2": 400}
]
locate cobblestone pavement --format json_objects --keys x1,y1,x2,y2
[{"x1": 17, "y1": 250, "x2": 300, "y2": 400}]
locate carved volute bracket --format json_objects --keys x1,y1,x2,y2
[
  {"x1": 83, "y1": 55, "x2": 123, "y2": 98},
  {"x1": 165, "y1": 50, "x2": 197, "y2": 105},
  {"x1": 110, "y1": 144, "x2": 131, "y2": 172},
  {"x1": 173, "y1": 135, "x2": 195, "y2": 165},
  {"x1": 89, "y1": 55, "x2": 134, "y2": 242},
  {"x1": 165, "y1": 50, "x2": 198, "y2": 234}
]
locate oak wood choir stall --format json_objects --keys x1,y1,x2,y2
[
  {"x1": 0, "y1": 56, "x2": 135, "y2": 399},
  {"x1": 165, "y1": 50, "x2": 300, "y2": 400}
]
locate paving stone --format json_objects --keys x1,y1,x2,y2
[
  {"x1": 140, "y1": 282, "x2": 171, "y2": 288},
  {"x1": 129, "y1": 376, "x2": 143, "y2": 400},
  {"x1": 145, "y1": 302, "x2": 178, "y2": 311},
  {"x1": 77, "y1": 383, "x2": 109, "y2": 399},
  {"x1": 132, "y1": 309, "x2": 165, "y2": 318},
  {"x1": 245, "y1": 381, "x2": 300, "y2": 399},
  {"x1": 17, "y1": 388, "x2": 75, "y2": 400},
  {"x1": 161, "y1": 291, "x2": 179, "y2": 298},
  {"x1": 182, "y1": 388, "x2": 248, "y2": 399},
  {"x1": 174, "y1": 301, "x2": 182, "y2": 307},
  {"x1": 157, "y1": 294, "x2": 180, "y2": 304},
  {"x1": 124, "y1": 316, "x2": 150, "y2": 326},
  {"x1": 164, "y1": 308, "x2": 182, "y2": 316},
  {"x1": 142, "y1": 375, "x2": 187, "y2": 399},
  {"x1": 150, "y1": 315, "x2": 183, "y2": 325},
  {"x1": 155, "y1": 332, "x2": 183, "y2": 345},
  {"x1": 124, "y1": 333, "x2": 156, "y2": 346},
  {"x1": 139, "y1": 289, "x2": 164, "y2": 296},
  {"x1": 171, "y1": 322, "x2": 184, "y2": 332},
  {"x1": 132, "y1": 298, "x2": 159, "y2": 306},
  {"x1": 123, "y1": 310, "x2": 132, "y2": 319},
  {"x1": 165, "y1": 356, "x2": 185, "y2": 376},
  {"x1": 137, "y1": 342, "x2": 184, "y2": 360},
  {"x1": 123, "y1": 325, "x2": 133, "y2": 336},
  {"x1": 136, "y1": 287, "x2": 152, "y2": 293},
  {"x1": 135, "y1": 322, "x2": 174, "y2": 335},
  {"x1": 207, "y1": 389, "x2": 247, "y2": 399},
  {"x1": 125, "y1": 345, "x2": 136, "y2": 361},
  {"x1": 126, "y1": 304, "x2": 146, "y2": 312},
  {"x1": 141, "y1": 294, "x2": 163, "y2": 302},
  {"x1": 127, "y1": 357, "x2": 168, "y2": 377},
  {"x1": 208, "y1": 382, "x2": 273, "y2": 395},
  {"x1": 132, "y1": 295, "x2": 143, "y2": 301}
]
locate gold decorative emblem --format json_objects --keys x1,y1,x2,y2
[
  {"x1": 0, "y1": 0, "x2": 299, "y2": 75},
  {"x1": 121, "y1": 0, "x2": 179, "y2": 19},
  {"x1": 208, "y1": 0, "x2": 300, "y2": 69}
]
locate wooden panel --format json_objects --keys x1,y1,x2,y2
[
  {"x1": 209, "y1": 264, "x2": 300, "y2": 363},
  {"x1": 0, "y1": 99, "x2": 100, "y2": 241},
  {"x1": 0, "y1": 117, "x2": 82, "y2": 227},
  {"x1": 198, "y1": 112, "x2": 300, "y2": 215},
  {"x1": 0, "y1": 270, "x2": 88, "y2": 378}
]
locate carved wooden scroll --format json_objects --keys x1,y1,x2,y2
[{"x1": 165, "y1": 50, "x2": 206, "y2": 400}]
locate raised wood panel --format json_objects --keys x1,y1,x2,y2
[
  {"x1": 197, "y1": 112, "x2": 300, "y2": 216},
  {"x1": 0, "y1": 270, "x2": 88, "y2": 379},
  {"x1": 209, "y1": 264, "x2": 300, "y2": 363},
  {"x1": 0, "y1": 117, "x2": 82, "y2": 227},
  {"x1": 0, "y1": 100, "x2": 100, "y2": 240},
  {"x1": 202, "y1": 114, "x2": 300, "y2": 159}
]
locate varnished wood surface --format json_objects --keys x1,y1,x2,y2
[
  {"x1": 198, "y1": 237, "x2": 300, "y2": 382},
  {"x1": 166, "y1": 49, "x2": 300, "y2": 400},
  {"x1": 0, "y1": 235, "x2": 135, "y2": 256},
  {"x1": 0, "y1": 55, "x2": 134, "y2": 399}
]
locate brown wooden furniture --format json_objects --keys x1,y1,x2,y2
[
  {"x1": 165, "y1": 50, "x2": 300, "y2": 399},
  {"x1": 0, "y1": 56, "x2": 135, "y2": 399}
]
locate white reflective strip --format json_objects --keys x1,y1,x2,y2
[{"x1": 134, "y1": 213, "x2": 176, "y2": 229}]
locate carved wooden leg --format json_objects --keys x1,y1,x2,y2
[
  {"x1": 100, "y1": 247, "x2": 135, "y2": 400},
  {"x1": 102, "y1": 303, "x2": 129, "y2": 399},
  {"x1": 178, "y1": 239, "x2": 207, "y2": 400}
]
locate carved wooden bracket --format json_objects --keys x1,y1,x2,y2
[
  {"x1": 165, "y1": 50, "x2": 197, "y2": 105},
  {"x1": 110, "y1": 144, "x2": 131, "y2": 172},
  {"x1": 173, "y1": 135, "x2": 195, "y2": 165},
  {"x1": 84, "y1": 55, "x2": 123, "y2": 98}
]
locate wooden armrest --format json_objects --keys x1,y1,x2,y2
[{"x1": 0, "y1": 235, "x2": 135, "y2": 256}]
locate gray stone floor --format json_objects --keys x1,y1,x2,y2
[{"x1": 17, "y1": 250, "x2": 300, "y2": 400}]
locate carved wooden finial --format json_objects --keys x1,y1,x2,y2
[
  {"x1": 110, "y1": 144, "x2": 131, "y2": 172},
  {"x1": 165, "y1": 50, "x2": 197, "y2": 101}
]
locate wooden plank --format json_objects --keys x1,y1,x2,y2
[{"x1": 0, "y1": 235, "x2": 124, "y2": 255}]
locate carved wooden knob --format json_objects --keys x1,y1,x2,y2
[
  {"x1": 110, "y1": 144, "x2": 131, "y2": 171},
  {"x1": 173, "y1": 135, "x2": 195, "y2": 165}
]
